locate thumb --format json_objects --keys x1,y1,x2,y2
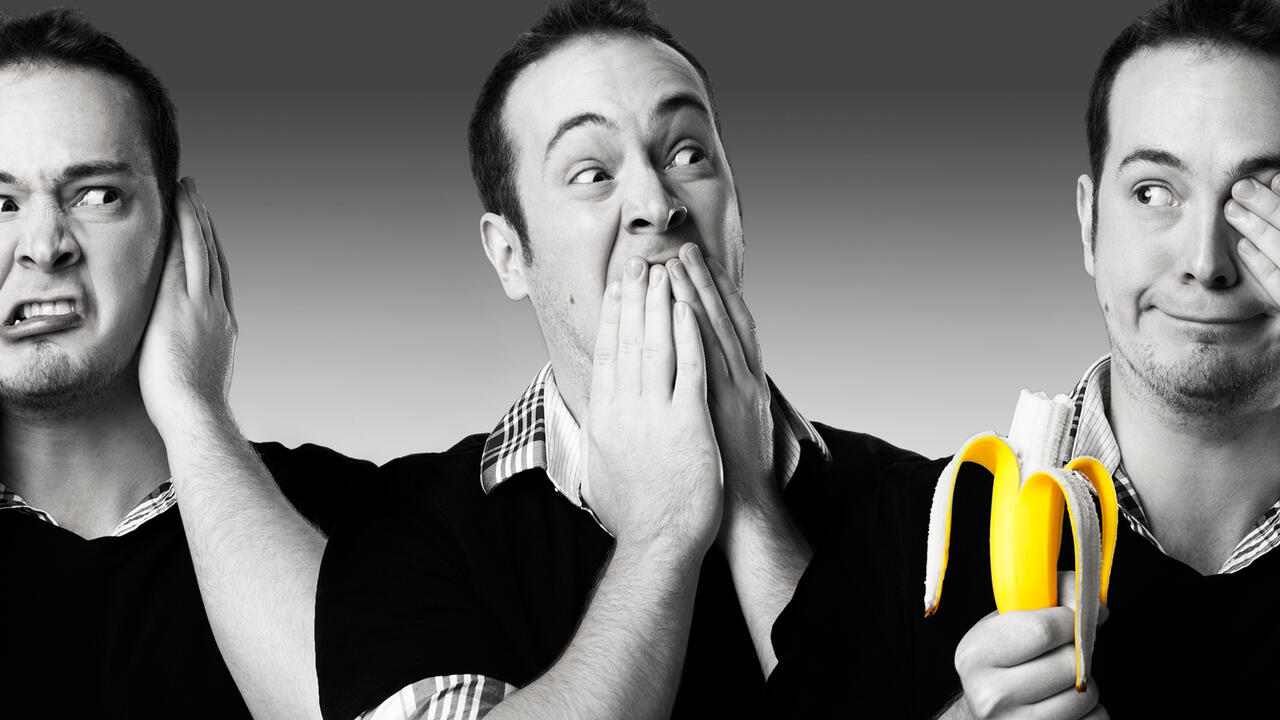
[
  {"x1": 1057, "y1": 570, "x2": 1109, "y2": 625},
  {"x1": 1056, "y1": 570, "x2": 1077, "y2": 612}
]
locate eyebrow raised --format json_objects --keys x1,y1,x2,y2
[
  {"x1": 1117, "y1": 147, "x2": 1188, "y2": 173},
  {"x1": 649, "y1": 92, "x2": 711, "y2": 126},
  {"x1": 545, "y1": 112, "x2": 616, "y2": 161}
]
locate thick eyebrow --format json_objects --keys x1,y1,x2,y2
[
  {"x1": 545, "y1": 113, "x2": 616, "y2": 161},
  {"x1": 0, "y1": 171, "x2": 14, "y2": 184},
  {"x1": 649, "y1": 92, "x2": 711, "y2": 126},
  {"x1": 1117, "y1": 147, "x2": 1188, "y2": 173},
  {"x1": 56, "y1": 161, "x2": 135, "y2": 184},
  {"x1": 1227, "y1": 153, "x2": 1280, "y2": 181}
]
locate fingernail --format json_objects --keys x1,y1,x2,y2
[
  {"x1": 1234, "y1": 178, "x2": 1258, "y2": 200},
  {"x1": 649, "y1": 264, "x2": 665, "y2": 287},
  {"x1": 667, "y1": 259, "x2": 686, "y2": 280},
  {"x1": 606, "y1": 281, "x2": 621, "y2": 301},
  {"x1": 626, "y1": 257, "x2": 644, "y2": 279},
  {"x1": 1239, "y1": 237, "x2": 1259, "y2": 257},
  {"x1": 687, "y1": 244, "x2": 703, "y2": 264}
]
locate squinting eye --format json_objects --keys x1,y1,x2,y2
[
  {"x1": 570, "y1": 168, "x2": 612, "y2": 185},
  {"x1": 667, "y1": 146, "x2": 705, "y2": 169},
  {"x1": 1134, "y1": 185, "x2": 1176, "y2": 207},
  {"x1": 0, "y1": 197, "x2": 16, "y2": 213},
  {"x1": 73, "y1": 188, "x2": 122, "y2": 208}
]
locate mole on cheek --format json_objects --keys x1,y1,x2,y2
[{"x1": 569, "y1": 294, "x2": 575, "y2": 305}]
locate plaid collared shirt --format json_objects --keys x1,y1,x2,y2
[
  {"x1": 1068, "y1": 354, "x2": 1280, "y2": 574},
  {"x1": 0, "y1": 480, "x2": 176, "y2": 537},
  {"x1": 362, "y1": 363, "x2": 831, "y2": 720}
]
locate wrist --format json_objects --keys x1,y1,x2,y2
[
  {"x1": 158, "y1": 402, "x2": 246, "y2": 466},
  {"x1": 613, "y1": 530, "x2": 711, "y2": 578}
]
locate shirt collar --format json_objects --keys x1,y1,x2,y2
[
  {"x1": 0, "y1": 480, "x2": 176, "y2": 537},
  {"x1": 1066, "y1": 353, "x2": 1280, "y2": 573},
  {"x1": 480, "y1": 363, "x2": 831, "y2": 507}
]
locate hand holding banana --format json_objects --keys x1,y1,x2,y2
[{"x1": 924, "y1": 391, "x2": 1119, "y2": 691}]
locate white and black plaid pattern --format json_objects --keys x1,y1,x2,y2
[
  {"x1": 0, "y1": 480, "x2": 175, "y2": 537},
  {"x1": 1068, "y1": 355, "x2": 1280, "y2": 574}
]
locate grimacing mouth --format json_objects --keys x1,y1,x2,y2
[{"x1": 4, "y1": 297, "x2": 79, "y2": 327}]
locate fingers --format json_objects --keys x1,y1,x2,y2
[
  {"x1": 1025, "y1": 680, "x2": 1102, "y2": 720},
  {"x1": 181, "y1": 178, "x2": 225, "y2": 304},
  {"x1": 617, "y1": 257, "x2": 648, "y2": 396},
  {"x1": 672, "y1": 301, "x2": 706, "y2": 401},
  {"x1": 703, "y1": 254, "x2": 764, "y2": 379},
  {"x1": 678, "y1": 243, "x2": 751, "y2": 380},
  {"x1": 209, "y1": 211, "x2": 235, "y2": 316},
  {"x1": 642, "y1": 265, "x2": 675, "y2": 396},
  {"x1": 667, "y1": 255, "x2": 728, "y2": 382},
  {"x1": 174, "y1": 181, "x2": 209, "y2": 300},
  {"x1": 591, "y1": 281, "x2": 623, "y2": 403},
  {"x1": 1228, "y1": 175, "x2": 1280, "y2": 307},
  {"x1": 957, "y1": 607, "x2": 1076, "y2": 670}
]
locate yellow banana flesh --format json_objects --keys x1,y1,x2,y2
[{"x1": 923, "y1": 391, "x2": 1119, "y2": 691}]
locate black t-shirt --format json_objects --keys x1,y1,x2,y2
[
  {"x1": 765, "y1": 434, "x2": 1280, "y2": 718},
  {"x1": 315, "y1": 426, "x2": 853, "y2": 720},
  {"x1": 2, "y1": 442, "x2": 377, "y2": 720}
]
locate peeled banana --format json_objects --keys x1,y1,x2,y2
[{"x1": 923, "y1": 390, "x2": 1118, "y2": 691}]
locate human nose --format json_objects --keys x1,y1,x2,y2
[
  {"x1": 1178, "y1": 203, "x2": 1239, "y2": 289},
  {"x1": 14, "y1": 206, "x2": 81, "y2": 273},
  {"x1": 622, "y1": 168, "x2": 687, "y2": 235}
]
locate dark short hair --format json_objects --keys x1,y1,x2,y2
[
  {"x1": 1086, "y1": 0, "x2": 1280, "y2": 186},
  {"x1": 0, "y1": 9, "x2": 179, "y2": 213},
  {"x1": 468, "y1": 0, "x2": 718, "y2": 264}
]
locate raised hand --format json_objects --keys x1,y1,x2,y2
[
  {"x1": 582, "y1": 256, "x2": 722, "y2": 556},
  {"x1": 665, "y1": 243, "x2": 775, "y2": 543},
  {"x1": 1228, "y1": 172, "x2": 1280, "y2": 309},
  {"x1": 138, "y1": 177, "x2": 237, "y2": 438}
]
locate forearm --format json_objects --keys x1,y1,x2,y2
[
  {"x1": 486, "y1": 539, "x2": 704, "y2": 720},
  {"x1": 722, "y1": 493, "x2": 812, "y2": 677},
  {"x1": 164, "y1": 408, "x2": 325, "y2": 720}
]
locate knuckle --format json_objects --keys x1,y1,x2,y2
[
  {"x1": 593, "y1": 348, "x2": 617, "y2": 368},
  {"x1": 966, "y1": 687, "x2": 1000, "y2": 719},
  {"x1": 617, "y1": 334, "x2": 642, "y2": 355}
]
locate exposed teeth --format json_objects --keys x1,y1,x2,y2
[{"x1": 14, "y1": 300, "x2": 76, "y2": 324}]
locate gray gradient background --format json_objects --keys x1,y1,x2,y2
[{"x1": 8, "y1": 1, "x2": 1159, "y2": 463}]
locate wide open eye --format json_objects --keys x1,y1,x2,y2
[
  {"x1": 72, "y1": 188, "x2": 122, "y2": 208},
  {"x1": 666, "y1": 146, "x2": 705, "y2": 169},
  {"x1": 570, "y1": 168, "x2": 612, "y2": 185},
  {"x1": 0, "y1": 197, "x2": 17, "y2": 213},
  {"x1": 1133, "y1": 184, "x2": 1176, "y2": 207}
]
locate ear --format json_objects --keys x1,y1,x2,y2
[
  {"x1": 480, "y1": 212, "x2": 529, "y2": 301},
  {"x1": 1076, "y1": 174, "x2": 1097, "y2": 278}
]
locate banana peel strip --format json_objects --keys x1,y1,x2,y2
[{"x1": 923, "y1": 432, "x2": 1118, "y2": 691}]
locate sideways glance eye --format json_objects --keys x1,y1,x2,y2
[
  {"x1": 667, "y1": 146, "x2": 705, "y2": 169},
  {"x1": 73, "y1": 188, "x2": 122, "y2": 208},
  {"x1": 570, "y1": 168, "x2": 611, "y2": 185},
  {"x1": 0, "y1": 197, "x2": 16, "y2": 213},
  {"x1": 1134, "y1": 185, "x2": 1176, "y2": 207}
]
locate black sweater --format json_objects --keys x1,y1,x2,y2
[
  {"x1": 2, "y1": 442, "x2": 377, "y2": 720},
  {"x1": 315, "y1": 426, "x2": 853, "y2": 720},
  {"x1": 766, "y1": 430, "x2": 1280, "y2": 718}
]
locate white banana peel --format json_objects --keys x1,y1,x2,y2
[{"x1": 923, "y1": 390, "x2": 1118, "y2": 691}]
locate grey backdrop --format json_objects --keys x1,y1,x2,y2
[{"x1": 6, "y1": 1, "x2": 1158, "y2": 462}]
